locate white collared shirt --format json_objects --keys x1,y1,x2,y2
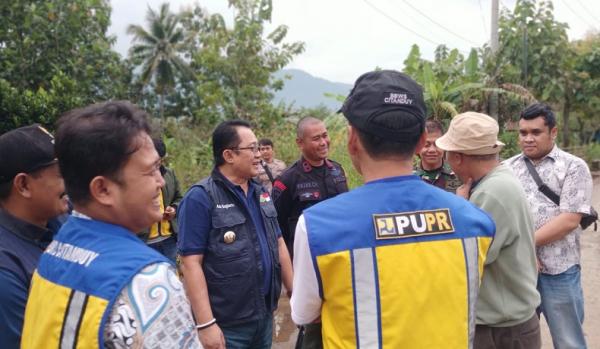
[{"x1": 505, "y1": 145, "x2": 593, "y2": 274}]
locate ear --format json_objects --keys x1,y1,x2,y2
[
  {"x1": 222, "y1": 149, "x2": 235, "y2": 164},
  {"x1": 414, "y1": 131, "x2": 427, "y2": 154},
  {"x1": 89, "y1": 176, "x2": 117, "y2": 206},
  {"x1": 347, "y1": 125, "x2": 359, "y2": 156},
  {"x1": 13, "y1": 173, "x2": 33, "y2": 199},
  {"x1": 550, "y1": 126, "x2": 558, "y2": 140}
]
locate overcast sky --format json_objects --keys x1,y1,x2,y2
[{"x1": 108, "y1": 0, "x2": 600, "y2": 84}]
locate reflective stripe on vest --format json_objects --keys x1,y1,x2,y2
[
  {"x1": 315, "y1": 236, "x2": 492, "y2": 348},
  {"x1": 22, "y1": 272, "x2": 109, "y2": 349},
  {"x1": 148, "y1": 190, "x2": 172, "y2": 240}
]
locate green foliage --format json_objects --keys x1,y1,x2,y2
[
  {"x1": 495, "y1": 0, "x2": 571, "y2": 102},
  {"x1": 403, "y1": 44, "x2": 493, "y2": 121},
  {"x1": 127, "y1": 3, "x2": 192, "y2": 118},
  {"x1": 585, "y1": 143, "x2": 600, "y2": 163},
  {"x1": 0, "y1": 74, "x2": 83, "y2": 133},
  {"x1": 162, "y1": 111, "x2": 362, "y2": 192},
  {"x1": 498, "y1": 130, "x2": 520, "y2": 160},
  {"x1": 157, "y1": 118, "x2": 214, "y2": 188},
  {"x1": 181, "y1": 0, "x2": 305, "y2": 127},
  {"x1": 0, "y1": 0, "x2": 126, "y2": 99},
  {"x1": 0, "y1": 0, "x2": 130, "y2": 132}
]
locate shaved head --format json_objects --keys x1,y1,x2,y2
[{"x1": 296, "y1": 117, "x2": 324, "y2": 139}]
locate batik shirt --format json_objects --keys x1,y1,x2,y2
[
  {"x1": 103, "y1": 262, "x2": 201, "y2": 348},
  {"x1": 505, "y1": 145, "x2": 593, "y2": 275}
]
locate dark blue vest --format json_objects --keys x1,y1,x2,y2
[{"x1": 195, "y1": 171, "x2": 281, "y2": 326}]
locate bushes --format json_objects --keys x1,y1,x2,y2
[{"x1": 160, "y1": 114, "x2": 363, "y2": 192}]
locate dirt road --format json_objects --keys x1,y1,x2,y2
[{"x1": 273, "y1": 176, "x2": 600, "y2": 348}]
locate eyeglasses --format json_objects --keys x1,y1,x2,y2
[{"x1": 232, "y1": 144, "x2": 260, "y2": 153}]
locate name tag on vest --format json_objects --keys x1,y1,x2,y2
[{"x1": 373, "y1": 209, "x2": 455, "y2": 239}]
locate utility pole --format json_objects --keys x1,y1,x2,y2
[
  {"x1": 491, "y1": 0, "x2": 499, "y2": 53},
  {"x1": 490, "y1": 0, "x2": 499, "y2": 120}
]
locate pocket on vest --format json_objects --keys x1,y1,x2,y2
[{"x1": 206, "y1": 264, "x2": 256, "y2": 321}]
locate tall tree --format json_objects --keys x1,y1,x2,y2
[
  {"x1": 493, "y1": 0, "x2": 575, "y2": 143},
  {"x1": 127, "y1": 3, "x2": 191, "y2": 118},
  {"x1": 0, "y1": 0, "x2": 129, "y2": 132},
  {"x1": 571, "y1": 32, "x2": 600, "y2": 143},
  {"x1": 182, "y1": 0, "x2": 305, "y2": 126}
]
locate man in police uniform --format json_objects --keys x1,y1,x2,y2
[
  {"x1": 272, "y1": 116, "x2": 348, "y2": 258},
  {"x1": 272, "y1": 117, "x2": 348, "y2": 348},
  {"x1": 291, "y1": 70, "x2": 496, "y2": 348},
  {"x1": 414, "y1": 119, "x2": 461, "y2": 193}
]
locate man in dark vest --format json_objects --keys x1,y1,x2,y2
[
  {"x1": 0, "y1": 125, "x2": 69, "y2": 349},
  {"x1": 272, "y1": 116, "x2": 349, "y2": 348},
  {"x1": 178, "y1": 119, "x2": 293, "y2": 349},
  {"x1": 272, "y1": 117, "x2": 349, "y2": 258}
]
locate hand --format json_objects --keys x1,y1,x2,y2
[
  {"x1": 198, "y1": 324, "x2": 225, "y2": 349},
  {"x1": 456, "y1": 178, "x2": 473, "y2": 199},
  {"x1": 163, "y1": 206, "x2": 176, "y2": 221}
]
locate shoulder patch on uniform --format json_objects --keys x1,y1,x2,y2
[
  {"x1": 273, "y1": 180, "x2": 286, "y2": 191},
  {"x1": 373, "y1": 209, "x2": 455, "y2": 239}
]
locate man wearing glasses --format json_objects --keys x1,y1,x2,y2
[{"x1": 178, "y1": 120, "x2": 293, "y2": 349}]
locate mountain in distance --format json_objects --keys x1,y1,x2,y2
[{"x1": 272, "y1": 69, "x2": 352, "y2": 110}]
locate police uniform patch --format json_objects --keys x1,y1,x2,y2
[{"x1": 373, "y1": 209, "x2": 455, "y2": 239}]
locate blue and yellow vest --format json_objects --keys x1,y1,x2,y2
[
  {"x1": 303, "y1": 176, "x2": 495, "y2": 349},
  {"x1": 148, "y1": 190, "x2": 172, "y2": 240},
  {"x1": 21, "y1": 216, "x2": 169, "y2": 349}
]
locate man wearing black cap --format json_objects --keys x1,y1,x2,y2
[
  {"x1": 290, "y1": 70, "x2": 496, "y2": 348},
  {"x1": 0, "y1": 125, "x2": 69, "y2": 349}
]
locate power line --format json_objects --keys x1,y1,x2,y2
[
  {"x1": 558, "y1": 0, "x2": 597, "y2": 30},
  {"x1": 399, "y1": 0, "x2": 480, "y2": 46},
  {"x1": 361, "y1": 0, "x2": 440, "y2": 46},
  {"x1": 478, "y1": 0, "x2": 488, "y2": 38},
  {"x1": 573, "y1": 0, "x2": 600, "y2": 27}
]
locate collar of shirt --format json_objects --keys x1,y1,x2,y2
[
  {"x1": 211, "y1": 167, "x2": 256, "y2": 198},
  {"x1": 300, "y1": 156, "x2": 333, "y2": 173},
  {"x1": 519, "y1": 144, "x2": 559, "y2": 165},
  {"x1": 0, "y1": 208, "x2": 53, "y2": 243},
  {"x1": 72, "y1": 210, "x2": 92, "y2": 220}
]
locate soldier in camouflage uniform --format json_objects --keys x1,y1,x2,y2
[{"x1": 414, "y1": 119, "x2": 461, "y2": 193}]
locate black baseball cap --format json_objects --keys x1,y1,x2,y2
[
  {"x1": 0, "y1": 124, "x2": 57, "y2": 183},
  {"x1": 340, "y1": 70, "x2": 426, "y2": 140}
]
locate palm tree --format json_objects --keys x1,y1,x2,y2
[{"x1": 127, "y1": 3, "x2": 191, "y2": 118}]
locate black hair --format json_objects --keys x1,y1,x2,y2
[
  {"x1": 520, "y1": 103, "x2": 556, "y2": 130},
  {"x1": 153, "y1": 137, "x2": 167, "y2": 158},
  {"x1": 55, "y1": 101, "x2": 152, "y2": 205},
  {"x1": 425, "y1": 118, "x2": 444, "y2": 134},
  {"x1": 258, "y1": 138, "x2": 273, "y2": 147},
  {"x1": 212, "y1": 119, "x2": 252, "y2": 167},
  {"x1": 352, "y1": 113, "x2": 424, "y2": 160},
  {"x1": 0, "y1": 182, "x2": 11, "y2": 200}
]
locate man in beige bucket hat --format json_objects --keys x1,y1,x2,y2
[{"x1": 436, "y1": 112, "x2": 542, "y2": 349}]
